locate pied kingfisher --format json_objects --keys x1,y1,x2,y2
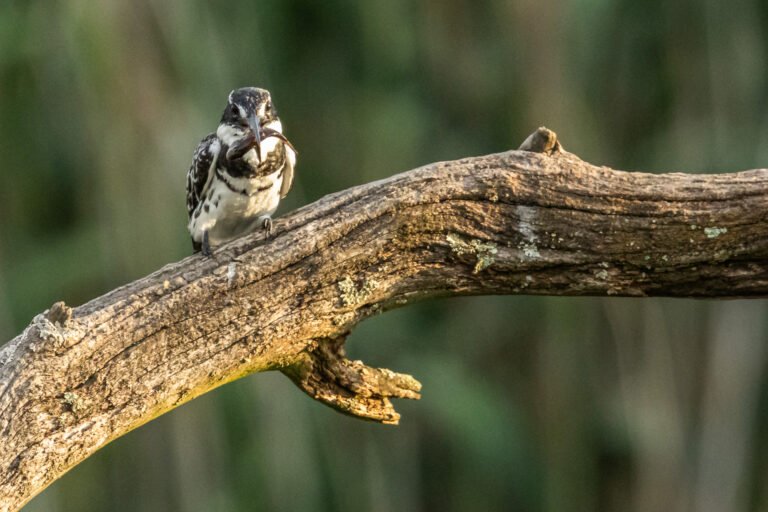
[{"x1": 186, "y1": 87, "x2": 297, "y2": 256}]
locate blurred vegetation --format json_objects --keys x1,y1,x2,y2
[{"x1": 1, "y1": 1, "x2": 767, "y2": 511}]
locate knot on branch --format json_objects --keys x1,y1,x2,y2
[
  {"x1": 282, "y1": 334, "x2": 421, "y2": 425},
  {"x1": 519, "y1": 126, "x2": 562, "y2": 154},
  {"x1": 24, "y1": 301, "x2": 83, "y2": 354},
  {"x1": 46, "y1": 301, "x2": 72, "y2": 326}
]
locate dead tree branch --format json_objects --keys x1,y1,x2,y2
[{"x1": 1, "y1": 128, "x2": 767, "y2": 510}]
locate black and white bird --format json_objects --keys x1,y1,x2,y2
[{"x1": 186, "y1": 87, "x2": 297, "y2": 255}]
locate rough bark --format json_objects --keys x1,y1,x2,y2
[{"x1": 1, "y1": 128, "x2": 767, "y2": 510}]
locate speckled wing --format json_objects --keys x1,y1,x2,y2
[{"x1": 185, "y1": 133, "x2": 220, "y2": 218}]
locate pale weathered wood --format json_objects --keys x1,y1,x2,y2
[{"x1": 1, "y1": 129, "x2": 767, "y2": 510}]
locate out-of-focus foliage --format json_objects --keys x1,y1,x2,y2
[{"x1": 1, "y1": 1, "x2": 767, "y2": 511}]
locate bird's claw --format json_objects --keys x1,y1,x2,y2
[{"x1": 262, "y1": 217, "x2": 274, "y2": 237}]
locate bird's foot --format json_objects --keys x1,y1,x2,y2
[{"x1": 261, "y1": 217, "x2": 274, "y2": 238}]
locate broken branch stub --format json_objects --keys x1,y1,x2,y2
[
  {"x1": 1, "y1": 127, "x2": 767, "y2": 511},
  {"x1": 283, "y1": 334, "x2": 422, "y2": 425}
]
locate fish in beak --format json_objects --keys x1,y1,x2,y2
[{"x1": 226, "y1": 114, "x2": 263, "y2": 161}]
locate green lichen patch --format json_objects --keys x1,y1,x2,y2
[
  {"x1": 338, "y1": 277, "x2": 380, "y2": 307},
  {"x1": 446, "y1": 234, "x2": 498, "y2": 273},
  {"x1": 332, "y1": 311, "x2": 356, "y2": 326},
  {"x1": 63, "y1": 391, "x2": 85, "y2": 416},
  {"x1": 519, "y1": 242, "x2": 540, "y2": 259},
  {"x1": 704, "y1": 226, "x2": 728, "y2": 239}
]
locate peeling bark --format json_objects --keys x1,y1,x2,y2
[{"x1": 1, "y1": 128, "x2": 767, "y2": 510}]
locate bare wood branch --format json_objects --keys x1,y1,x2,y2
[{"x1": 1, "y1": 128, "x2": 767, "y2": 510}]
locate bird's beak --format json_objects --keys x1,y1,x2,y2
[{"x1": 247, "y1": 113, "x2": 263, "y2": 155}]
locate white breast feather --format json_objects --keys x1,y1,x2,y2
[{"x1": 188, "y1": 168, "x2": 283, "y2": 245}]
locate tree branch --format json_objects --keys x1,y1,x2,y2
[{"x1": 1, "y1": 128, "x2": 767, "y2": 510}]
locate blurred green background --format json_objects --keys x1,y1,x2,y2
[{"x1": 1, "y1": 1, "x2": 767, "y2": 511}]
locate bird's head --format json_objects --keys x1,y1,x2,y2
[{"x1": 218, "y1": 87, "x2": 294, "y2": 161}]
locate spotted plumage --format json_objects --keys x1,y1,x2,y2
[{"x1": 186, "y1": 87, "x2": 297, "y2": 255}]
